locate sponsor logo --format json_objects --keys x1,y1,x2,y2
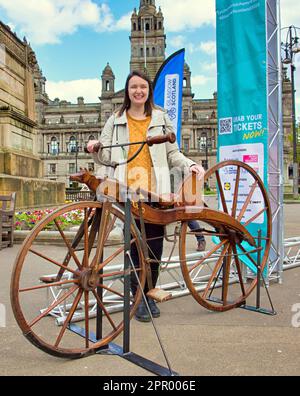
[
  {"x1": 164, "y1": 74, "x2": 179, "y2": 130},
  {"x1": 222, "y1": 166, "x2": 237, "y2": 175},
  {"x1": 224, "y1": 182, "x2": 231, "y2": 191}
]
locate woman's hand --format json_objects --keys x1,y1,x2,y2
[
  {"x1": 190, "y1": 164, "x2": 205, "y2": 180},
  {"x1": 87, "y1": 140, "x2": 100, "y2": 153}
]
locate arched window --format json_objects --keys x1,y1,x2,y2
[
  {"x1": 50, "y1": 137, "x2": 59, "y2": 155},
  {"x1": 140, "y1": 48, "x2": 144, "y2": 57},
  {"x1": 133, "y1": 23, "x2": 137, "y2": 31},
  {"x1": 68, "y1": 136, "x2": 77, "y2": 153},
  {"x1": 105, "y1": 80, "x2": 110, "y2": 91},
  {"x1": 145, "y1": 23, "x2": 150, "y2": 31},
  {"x1": 183, "y1": 139, "x2": 189, "y2": 153},
  {"x1": 201, "y1": 134, "x2": 207, "y2": 148},
  {"x1": 152, "y1": 47, "x2": 156, "y2": 56},
  {"x1": 183, "y1": 78, "x2": 187, "y2": 88},
  {"x1": 288, "y1": 164, "x2": 294, "y2": 179},
  {"x1": 146, "y1": 47, "x2": 150, "y2": 57},
  {"x1": 158, "y1": 21, "x2": 162, "y2": 30}
]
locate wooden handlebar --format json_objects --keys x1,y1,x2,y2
[
  {"x1": 146, "y1": 133, "x2": 176, "y2": 147},
  {"x1": 84, "y1": 133, "x2": 176, "y2": 153}
]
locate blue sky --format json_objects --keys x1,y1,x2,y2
[{"x1": 0, "y1": 0, "x2": 299, "y2": 116}]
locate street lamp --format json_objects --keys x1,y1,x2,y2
[
  {"x1": 282, "y1": 25, "x2": 300, "y2": 199},
  {"x1": 68, "y1": 130, "x2": 81, "y2": 174},
  {"x1": 73, "y1": 122, "x2": 82, "y2": 173},
  {"x1": 200, "y1": 130, "x2": 211, "y2": 170}
]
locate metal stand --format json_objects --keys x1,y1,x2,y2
[
  {"x1": 69, "y1": 199, "x2": 179, "y2": 376},
  {"x1": 239, "y1": 230, "x2": 277, "y2": 316},
  {"x1": 208, "y1": 230, "x2": 277, "y2": 316}
]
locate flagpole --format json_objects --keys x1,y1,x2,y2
[{"x1": 143, "y1": 18, "x2": 147, "y2": 70}]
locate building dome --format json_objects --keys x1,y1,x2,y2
[
  {"x1": 157, "y1": 6, "x2": 163, "y2": 16},
  {"x1": 102, "y1": 63, "x2": 115, "y2": 77},
  {"x1": 184, "y1": 62, "x2": 190, "y2": 72}
]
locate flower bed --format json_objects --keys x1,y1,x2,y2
[{"x1": 15, "y1": 209, "x2": 84, "y2": 231}]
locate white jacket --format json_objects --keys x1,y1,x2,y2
[{"x1": 93, "y1": 108, "x2": 195, "y2": 195}]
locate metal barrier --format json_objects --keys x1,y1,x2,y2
[
  {"x1": 40, "y1": 237, "x2": 300, "y2": 325},
  {"x1": 283, "y1": 237, "x2": 300, "y2": 270},
  {"x1": 65, "y1": 191, "x2": 95, "y2": 202}
]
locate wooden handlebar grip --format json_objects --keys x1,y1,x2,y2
[{"x1": 146, "y1": 133, "x2": 176, "y2": 147}]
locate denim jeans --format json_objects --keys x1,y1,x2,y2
[
  {"x1": 130, "y1": 221, "x2": 164, "y2": 295},
  {"x1": 188, "y1": 220, "x2": 205, "y2": 243}
]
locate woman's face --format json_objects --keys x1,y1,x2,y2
[{"x1": 128, "y1": 75, "x2": 149, "y2": 107}]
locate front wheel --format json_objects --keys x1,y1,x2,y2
[{"x1": 11, "y1": 202, "x2": 145, "y2": 358}]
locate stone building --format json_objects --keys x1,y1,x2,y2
[
  {"x1": 0, "y1": 21, "x2": 65, "y2": 208},
  {"x1": 130, "y1": 1, "x2": 166, "y2": 80},
  {"x1": 35, "y1": 0, "x2": 294, "y2": 191}
]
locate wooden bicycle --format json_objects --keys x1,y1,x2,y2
[{"x1": 10, "y1": 133, "x2": 271, "y2": 358}]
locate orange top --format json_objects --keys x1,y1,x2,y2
[{"x1": 127, "y1": 113, "x2": 156, "y2": 193}]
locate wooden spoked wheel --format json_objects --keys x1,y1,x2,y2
[
  {"x1": 11, "y1": 202, "x2": 145, "y2": 358},
  {"x1": 180, "y1": 160, "x2": 272, "y2": 311}
]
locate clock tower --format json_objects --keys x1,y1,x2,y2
[{"x1": 130, "y1": 0, "x2": 166, "y2": 81}]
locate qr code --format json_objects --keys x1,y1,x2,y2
[{"x1": 219, "y1": 117, "x2": 232, "y2": 135}]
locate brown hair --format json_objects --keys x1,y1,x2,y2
[{"x1": 118, "y1": 70, "x2": 155, "y2": 117}]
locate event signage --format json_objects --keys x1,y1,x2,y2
[
  {"x1": 153, "y1": 49, "x2": 185, "y2": 147},
  {"x1": 216, "y1": 0, "x2": 269, "y2": 270}
]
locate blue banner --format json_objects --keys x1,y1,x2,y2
[
  {"x1": 153, "y1": 49, "x2": 185, "y2": 147},
  {"x1": 216, "y1": 0, "x2": 269, "y2": 274}
]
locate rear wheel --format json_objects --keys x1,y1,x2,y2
[{"x1": 179, "y1": 160, "x2": 272, "y2": 311}]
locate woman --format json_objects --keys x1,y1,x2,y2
[{"x1": 87, "y1": 70, "x2": 204, "y2": 322}]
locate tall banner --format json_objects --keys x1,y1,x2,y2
[
  {"x1": 153, "y1": 49, "x2": 185, "y2": 147},
  {"x1": 216, "y1": 0, "x2": 269, "y2": 272}
]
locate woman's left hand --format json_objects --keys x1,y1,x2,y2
[{"x1": 190, "y1": 164, "x2": 205, "y2": 180}]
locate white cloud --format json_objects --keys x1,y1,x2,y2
[
  {"x1": 157, "y1": 0, "x2": 215, "y2": 32},
  {"x1": 1, "y1": 0, "x2": 299, "y2": 46},
  {"x1": 199, "y1": 41, "x2": 216, "y2": 56},
  {"x1": 0, "y1": 0, "x2": 102, "y2": 44},
  {"x1": 191, "y1": 75, "x2": 211, "y2": 86},
  {"x1": 186, "y1": 41, "x2": 216, "y2": 55},
  {"x1": 170, "y1": 36, "x2": 216, "y2": 58},
  {"x1": 281, "y1": 0, "x2": 300, "y2": 28},
  {"x1": 169, "y1": 35, "x2": 185, "y2": 48},
  {"x1": 0, "y1": 0, "x2": 129, "y2": 45},
  {"x1": 113, "y1": 12, "x2": 132, "y2": 31},
  {"x1": 201, "y1": 62, "x2": 217, "y2": 73},
  {"x1": 46, "y1": 79, "x2": 101, "y2": 103}
]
